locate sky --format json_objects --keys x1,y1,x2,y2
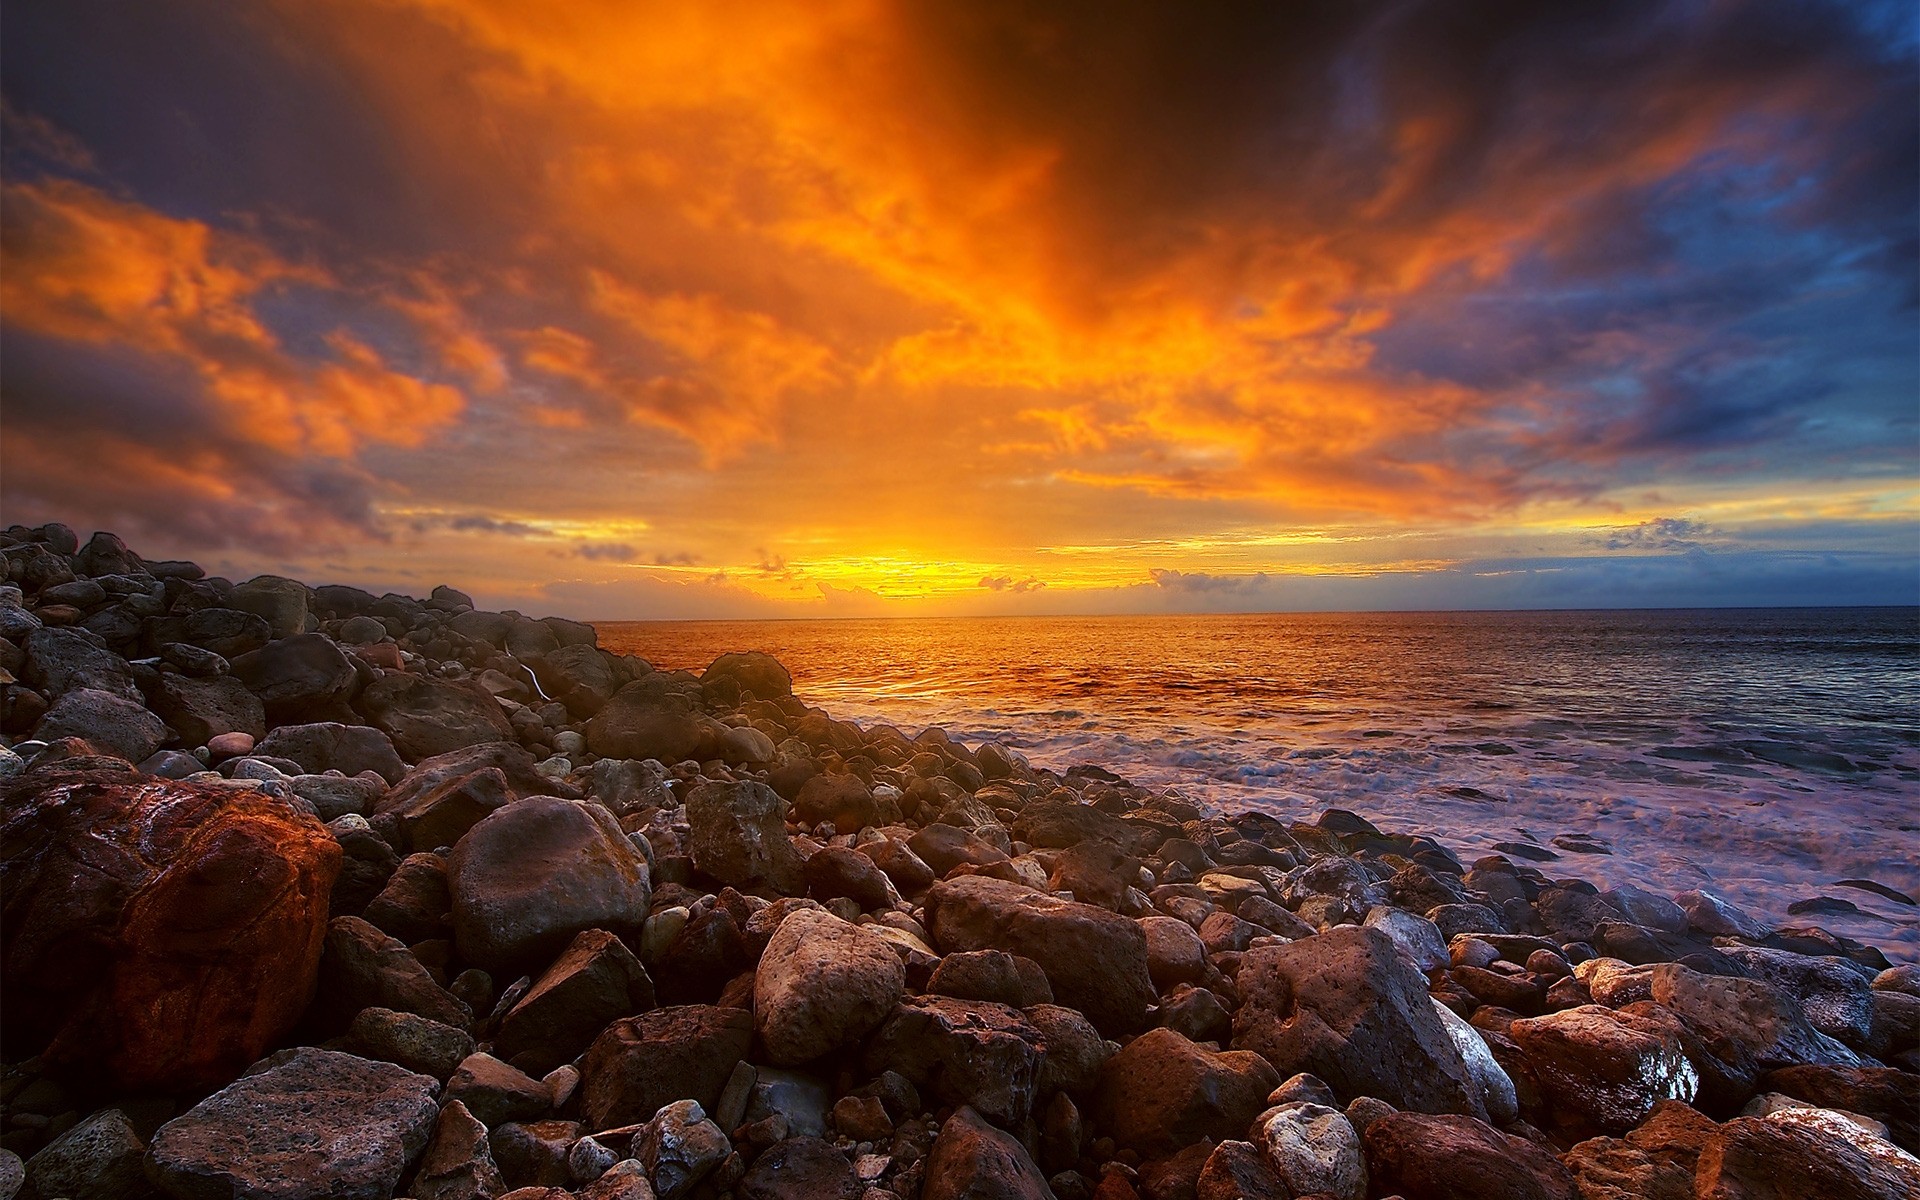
[{"x1": 2, "y1": 0, "x2": 1915, "y2": 619}]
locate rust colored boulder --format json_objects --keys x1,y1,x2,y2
[
  {"x1": 1094, "y1": 1027, "x2": 1280, "y2": 1158},
  {"x1": 579, "y1": 1005, "x2": 754, "y2": 1130},
  {"x1": 494, "y1": 928, "x2": 657, "y2": 1076},
  {"x1": 922, "y1": 1106, "x2": 1055, "y2": 1200},
  {"x1": 1362, "y1": 1111, "x2": 1578, "y2": 1200},
  {"x1": 924, "y1": 874, "x2": 1156, "y2": 1035},
  {"x1": 0, "y1": 768, "x2": 341, "y2": 1092}
]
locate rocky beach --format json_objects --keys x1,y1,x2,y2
[{"x1": 1, "y1": 523, "x2": 1916, "y2": 1200}]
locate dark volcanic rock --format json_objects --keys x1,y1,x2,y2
[
  {"x1": 22, "y1": 627, "x2": 139, "y2": 701},
  {"x1": 230, "y1": 633, "x2": 358, "y2": 723},
  {"x1": 146, "y1": 1048, "x2": 438, "y2": 1200},
  {"x1": 754, "y1": 908, "x2": 905, "y2": 1065},
  {"x1": 700, "y1": 651, "x2": 792, "y2": 700},
  {"x1": 579, "y1": 1005, "x2": 754, "y2": 1130},
  {"x1": 1694, "y1": 1111, "x2": 1920, "y2": 1199},
  {"x1": 448, "y1": 795, "x2": 651, "y2": 972},
  {"x1": 148, "y1": 673, "x2": 267, "y2": 746},
  {"x1": 0, "y1": 769, "x2": 340, "y2": 1091},
  {"x1": 254, "y1": 721, "x2": 406, "y2": 782},
  {"x1": 355, "y1": 672, "x2": 515, "y2": 761},
  {"x1": 313, "y1": 915, "x2": 472, "y2": 1032},
  {"x1": 1094, "y1": 1027, "x2": 1280, "y2": 1158},
  {"x1": 1231, "y1": 924, "x2": 1486, "y2": 1118},
  {"x1": 1760, "y1": 1065, "x2": 1920, "y2": 1154},
  {"x1": 495, "y1": 928, "x2": 657, "y2": 1076},
  {"x1": 684, "y1": 780, "x2": 805, "y2": 894},
  {"x1": 34, "y1": 687, "x2": 167, "y2": 762},
  {"x1": 148, "y1": 608, "x2": 273, "y2": 660},
  {"x1": 1508, "y1": 1004, "x2": 1697, "y2": 1136},
  {"x1": 1363, "y1": 1110, "x2": 1578, "y2": 1200},
  {"x1": 586, "y1": 676, "x2": 705, "y2": 763},
  {"x1": 924, "y1": 874, "x2": 1156, "y2": 1035},
  {"x1": 863, "y1": 996, "x2": 1045, "y2": 1128},
  {"x1": 736, "y1": 1136, "x2": 860, "y2": 1200},
  {"x1": 922, "y1": 1105, "x2": 1055, "y2": 1200}
]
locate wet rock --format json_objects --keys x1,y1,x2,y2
[
  {"x1": 1095, "y1": 1028, "x2": 1279, "y2": 1157},
  {"x1": 449, "y1": 795, "x2": 651, "y2": 972},
  {"x1": 702, "y1": 651, "x2": 792, "y2": 700},
  {"x1": 1676, "y1": 888, "x2": 1770, "y2": 940},
  {"x1": 20, "y1": 1107, "x2": 149, "y2": 1200},
  {"x1": 756, "y1": 908, "x2": 906, "y2": 1064},
  {"x1": 356, "y1": 672, "x2": 515, "y2": 761},
  {"x1": 684, "y1": 780, "x2": 805, "y2": 894},
  {"x1": 253, "y1": 721, "x2": 406, "y2": 783},
  {"x1": 1694, "y1": 1108, "x2": 1920, "y2": 1199},
  {"x1": 579, "y1": 1005, "x2": 754, "y2": 1130},
  {"x1": 488, "y1": 1120, "x2": 579, "y2": 1191},
  {"x1": 1193, "y1": 1140, "x2": 1286, "y2": 1200},
  {"x1": 908, "y1": 823, "x2": 1011, "y2": 875},
  {"x1": 148, "y1": 674, "x2": 266, "y2": 747},
  {"x1": 495, "y1": 928, "x2": 657, "y2": 1076},
  {"x1": 1430, "y1": 998, "x2": 1519, "y2": 1125},
  {"x1": 411, "y1": 1099, "x2": 506, "y2": 1200},
  {"x1": 344, "y1": 1007, "x2": 475, "y2": 1079},
  {"x1": 1231, "y1": 925, "x2": 1486, "y2": 1119},
  {"x1": 634, "y1": 1099, "x2": 729, "y2": 1200},
  {"x1": 1722, "y1": 946, "x2": 1875, "y2": 1048},
  {"x1": 0, "y1": 770, "x2": 340, "y2": 1091},
  {"x1": 1362, "y1": 1111, "x2": 1578, "y2": 1200},
  {"x1": 1363, "y1": 907, "x2": 1449, "y2": 972},
  {"x1": 1510, "y1": 1003, "x2": 1697, "y2": 1136},
  {"x1": 922, "y1": 1106, "x2": 1054, "y2": 1200},
  {"x1": 146, "y1": 1049, "x2": 438, "y2": 1200},
  {"x1": 741, "y1": 1067, "x2": 832, "y2": 1138},
  {"x1": 314, "y1": 915, "x2": 471, "y2": 1031},
  {"x1": 230, "y1": 633, "x2": 359, "y2": 723},
  {"x1": 1760, "y1": 1065, "x2": 1919, "y2": 1154},
  {"x1": 1249, "y1": 1102, "x2": 1366, "y2": 1200},
  {"x1": 864, "y1": 996, "x2": 1046, "y2": 1127},
  {"x1": 34, "y1": 687, "x2": 166, "y2": 763},
  {"x1": 1601, "y1": 883, "x2": 1689, "y2": 933},
  {"x1": 1644, "y1": 962, "x2": 1865, "y2": 1095},
  {"x1": 448, "y1": 1052, "x2": 553, "y2": 1127},
  {"x1": 925, "y1": 874, "x2": 1156, "y2": 1035}
]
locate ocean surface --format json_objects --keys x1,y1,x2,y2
[{"x1": 596, "y1": 608, "x2": 1920, "y2": 960}]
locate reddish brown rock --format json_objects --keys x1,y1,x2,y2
[
  {"x1": 1508, "y1": 1004, "x2": 1697, "y2": 1137},
  {"x1": 864, "y1": 996, "x2": 1047, "y2": 1128},
  {"x1": 0, "y1": 769, "x2": 341, "y2": 1091},
  {"x1": 579, "y1": 1005, "x2": 754, "y2": 1130},
  {"x1": 1362, "y1": 1111, "x2": 1578, "y2": 1200},
  {"x1": 1095, "y1": 1028, "x2": 1280, "y2": 1158},
  {"x1": 494, "y1": 928, "x2": 656, "y2": 1076},
  {"x1": 792, "y1": 772, "x2": 879, "y2": 834},
  {"x1": 922, "y1": 1106, "x2": 1055, "y2": 1200},
  {"x1": 924, "y1": 874, "x2": 1156, "y2": 1035},
  {"x1": 1694, "y1": 1110, "x2": 1920, "y2": 1199},
  {"x1": 1760, "y1": 1065, "x2": 1919, "y2": 1154}
]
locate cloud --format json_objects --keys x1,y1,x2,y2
[
  {"x1": 1150, "y1": 568, "x2": 1273, "y2": 594},
  {"x1": 979, "y1": 574, "x2": 1045, "y2": 593},
  {"x1": 574, "y1": 542, "x2": 637, "y2": 562},
  {"x1": 1597, "y1": 517, "x2": 1715, "y2": 552},
  {"x1": 448, "y1": 514, "x2": 550, "y2": 537}
]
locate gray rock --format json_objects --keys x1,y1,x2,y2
[
  {"x1": 1251, "y1": 1102, "x2": 1367, "y2": 1200},
  {"x1": 255, "y1": 722, "x2": 406, "y2": 783},
  {"x1": 22, "y1": 1107, "x2": 149, "y2": 1200},
  {"x1": 230, "y1": 633, "x2": 358, "y2": 722},
  {"x1": 34, "y1": 687, "x2": 166, "y2": 762},
  {"x1": 148, "y1": 674, "x2": 266, "y2": 746},
  {"x1": 1676, "y1": 888, "x2": 1770, "y2": 940},
  {"x1": 1723, "y1": 946, "x2": 1875, "y2": 1048},
  {"x1": 230, "y1": 576, "x2": 310, "y2": 640},
  {"x1": 23, "y1": 627, "x2": 137, "y2": 701},
  {"x1": 864, "y1": 996, "x2": 1046, "y2": 1128},
  {"x1": 586, "y1": 677, "x2": 706, "y2": 763},
  {"x1": 345, "y1": 1007, "x2": 476, "y2": 1079},
  {"x1": 495, "y1": 928, "x2": 657, "y2": 1077},
  {"x1": 290, "y1": 773, "x2": 386, "y2": 821},
  {"x1": 356, "y1": 673, "x2": 515, "y2": 762},
  {"x1": 633, "y1": 1099, "x2": 730, "y2": 1200},
  {"x1": 146, "y1": 1049, "x2": 438, "y2": 1200}
]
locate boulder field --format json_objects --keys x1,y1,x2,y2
[{"x1": 0, "y1": 522, "x2": 1915, "y2": 1200}]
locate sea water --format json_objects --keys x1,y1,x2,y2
[{"x1": 597, "y1": 608, "x2": 1920, "y2": 959}]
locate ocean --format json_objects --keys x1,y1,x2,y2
[{"x1": 596, "y1": 607, "x2": 1920, "y2": 960}]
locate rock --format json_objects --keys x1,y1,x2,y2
[
  {"x1": 1249, "y1": 1102, "x2": 1367, "y2": 1200},
  {"x1": 832, "y1": 1094, "x2": 893, "y2": 1141},
  {"x1": 701, "y1": 651, "x2": 792, "y2": 700},
  {"x1": 1694, "y1": 1109, "x2": 1920, "y2": 1199},
  {"x1": 684, "y1": 780, "x2": 805, "y2": 894},
  {"x1": 742, "y1": 1068, "x2": 832, "y2": 1138},
  {"x1": 793, "y1": 773, "x2": 879, "y2": 834},
  {"x1": 1095, "y1": 1028, "x2": 1279, "y2": 1158},
  {"x1": 345, "y1": 1007, "x2": 476, "y2": 1079},
  {"x1": 1430, "y1": 998, "x2": 1518, "y2": 1125},
  {"x1": 34, "y1": 688, "x2": 166, "y2": 762},
  {"x1": 327, "y1": 810, "x2": 402, "y2": 916},
  {"x1": 634, "y1": 1100, "x2": 730, "y2": 1200},
  {"x1": 339, "y1": 615, "x2": 389, "y2": 645},
  {"x1": 448, "y1": 1052, "x2": 553, "y2": 1127},
  {"x1": 146, "y1": 1049, "x2": 438, "y2": 1200},
  {"x1": 908, "y1": 823, "x2": 1011, "y2": 875},
  {"x1": 1362, "y1": 1111, "x2": 1578, "y2": 1200},
  {"x1": 930, "y1": 947, "x2": 1052, "y2": 1008},
  {"x1": 1139, "y1": 915, "x2": 1208, "y2": 988},
  {"x1": 488, "y1": 1120, "x2": 580, "y2": 1191},
  {"x1": 1509, "y1": 1004, "x2": 1697, "y2": 1136},
  {"x1": 1026, "y1": 1002, "x2": 1110, "y2": 1098},
  {"x1": 148, "y1": 674, "x2": 266, "y2": 746},
  {"x1": 230, "y1": 633, "x2": 359, "y2": 723},
  {"x1": 924, "y1": 875, "x2": 1156, "y2": 1035},
  {"x1": 1722, "y1": 946, "x2": 1875, "y2": 1047},
  {"x1": 379, "y1": 741, "x2": 571, "y2": 823},
  {"x1": 1231, "y1": 925, "x2": 1486, "y2": 1119},
  {"x1": 579, "y1": 1005, "x2": 754, "y2": 1130},
  {"x1": 314, "y1": 915, "x2": 472, "y2": 1031},
  {"x1": 922, "y1": 1106, "x2": 1055, "y2": 1200},
  {"x1": 356, "y1": 673, "x2": 515, "y2": 761},
  {"x1": 577, "y1": 1160, "x2": 655, "y2": 1200},
  {"x1": 531, "y1": 644, "x2": 621, "y2": 718},
  {"x1": 1011, "y1": 797, "x2": 1135, "y2": 850},
  {"x1": 0, "y1": 770, "x2": 340, "y2": 1091},
  {"x1": 755, "y1": 908, "x2": 906, "y2": 1064},
  {"x1": 363, "y1": 852, "x2": 452, "y2": 944},
  {"x1": 230, "y1": 576, "x2": 309, "y2": 639},
  {"x1": 1363, "y1": 907, "x2": 1449, "y2": 972},
  {"x1": 1195, "y1": 1140, "x2": 1288, "y2": 1200},
  {"x1": 73, "y1": 532, "x2": 141, "y2": 576},
  {"x1": 1760, "y1": 1066, "x2": 1919, "y2": 1154},
  {"x1": 1677, "y1": 889, "x2": 1770, "y2": 940},
  {"x1": 382, "y1": 766, "x2": 517, "y2": 853},
  {"x1": 21, "y1": 1107, "x2": 148, "y2": 1200},
  {"x1": 254, "y1": 722, "x2": 406, "y2": 783},
  {"x1": 864, "y1": 996, "x2": 1046, "y2": 1127},
  {"x1": 495, "y1": 928, "x2": 657, "y2": 1076},
  {"x1": 150, "y1": 609, "x2": 273, "y2": 660},
  {"x1": 860, "y1": 839, "x2": 937, "y2": 895},
  {"x1": 804, "y1": 845, "x2": 900, "y2": 909},
  {"x1": 586, "y1": 678, "x2": 705, "y2": 763},
  {"x1": 411, "y1": 1100, "x2": 507, "y2": 1200},
  {"x1": 1644, "y1": 962, "x2": 1865, "y2": 1099},
  {"x1": 22, "y1": 627, "x2": 138, "y2": 700},
  {"x1": 449, "y1": 795, "x2": 651, "y2": 972},
  {"x1": 736, "y1": 1135, "x2": 860, "y2": 1200}
]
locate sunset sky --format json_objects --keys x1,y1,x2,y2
[{"x1": 3, "y1": 0, "x2": 1915, "y2": 618}]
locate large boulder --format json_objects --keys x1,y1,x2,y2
[
  {"x1": 148, "y1": 674, "x2": 267, "y2": 747},
  {"x1": 1231, "y1": 925, "x2": 1486, "y2": 1118},
  {"x1": 701, "y1": 651, "x2": 792, "y2": 700},
  {"x1": 22, "y1": 627, "x2": 138, "y2": 700},
  {"x1": 448, "y1": 796, "x2": 651, "y2": 972},
  {"x1": 33, "y1": 687, "x2": 167, "y2": 762},
  {"x1": 579, "y1": 1006, "x2": 755, "y2": 1130},
  {"x1": 1094, "y1": 1028, "x2": 1280, "y2": 1157},
  {"x1": 924, "y1": 875, "x2": 1156, "y2": 1035},
  {"x1": 586, "y1": 677, "x2": 707, "y2": 763},
  {"x1": 147, "y1": 1049, "x2": 439, "y2": 1200},
  {"x1": 792, "y1": 773, "x2": 879, "y2": 834},
  {"x1": 229, "y1": 575, "x2": 310, "y2": 640},
  {"x1": 147, "y1": 608, "x2": 273, "y2": 660},
  {"x1": 1010, "y1": 797, "x2": 1135, "y2": 850},
  {"x1": 230, "y1": 633, "x2": 359, "y2": 723},
  {"x1": 922, "y1": 1106, "x2": 1054, "y2": 1200},
  {"x1": 1694, "y1": 1108, "x2": 1920, "y2": 1199},
  {"x1": 863, "y1": 996, "x2": 1046, "y2": 1128},
  {"x1": 254, "y1": 722, "x2": 406, "y2": 783},
  {"x1": 754, "y1": 908, "x2": 906, "y2": 1065},
  {"x1": 0, "y1": 769, "x2": 340, "y2": 1091},
  {"x1": 1642, "y1": 962, "x2": 1866, "y2": 1101},
  {"x1": 685, "y1": 780, "x2": 806, "y2": 894},
  {"x1": 375, "y1": 741, "x2": 568, "y2": 852},
  {"x1": 355, "y1": 673, "x2": 515, "y2": 762},
  {"x1": 494, "y1": 928, "x2": 657, "y2": 1076},
  {"x1": 312, "y1": 915, "x2": 472, "y2": 1032},
  {"x1": 1509, "y1": 1004, "x2": 1697, "y2": 1137},
  {"x1": 1362, "y1": 1111, "x2": 1579, "y2": 1200},
  {"x1": 530, "y1": 644, "x2": 620, "y2": 718}
]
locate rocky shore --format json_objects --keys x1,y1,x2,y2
[{"x1": 0, "y1": 522, "x2": 1915, "y2": 1200}]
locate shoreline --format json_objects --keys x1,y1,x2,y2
[{"x1": 2, "y1": 523, "x2": 1916, "y2": 1200}]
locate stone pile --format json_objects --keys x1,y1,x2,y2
[{"x1": 0, "y1": 522, "x2": 1915, "y2": 1200}]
